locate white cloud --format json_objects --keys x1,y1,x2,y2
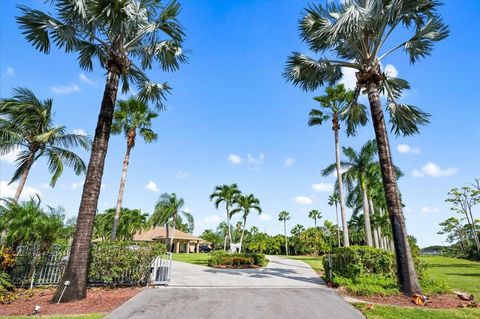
[
  {"x1": 228, "y1": 154, "x2": 242, "y2": 164},
  {"x1": 145, "y1": 181, "x2": 159, "y2": 193},
  {"x1": 397, "y1": 144, "x2": 420, "y2": 154},
  {"x1": 284, "y1": 158, "x2": 294, "y2": 166},
  {"x1": 203, "y1": 214, "x2": 221, "y2": 224},
  {"x1": 295, "y1": 195, "x2": 313, "y2": 205},
  {"x1": 73, "y1": 129, "x2": 87, "y2": 136},
  {"x1": 71, "y1": 181, "x2": 84, "y2": 190},
  {"x1": 339, "y1": 66, "x2": 357, "y2": 90},
  {"x1": 259, "y1": 213, "x2": 272, "y2": 221},
  {"x1": 183, "y1": 208, "x2": 191, "y2": 213},
  {"x1": 384, "y1": 64, "x2": 398, "y2": 78},
  {"x1": 51, "y1": 83, "x2": 80, "y2": 95},
  {"x1": 0, "y1": 181, "x2": 41, "y2": 200},
  {"x1": 247, "y1": 153, "x2": 264, "y2": 165},
  {"x1": 78, "y1": 73, "x2": 97, "y2": 86},
  {"x1": 5, "y1": 66, "x2": 15, "y2": 77},
  {"x1": 176, "y1": 170, "x2": 189, "y2": 179},
  {"x1": 312, "y1": 183, "x2": 334, "y2": 192},
  {"x1": 0, "y1": 147, "x2": 21, "y2": 164},
  {"x1": 421, "y1": 206, "x2": 440, "y2": 214},
  {"x1": 411, "y1": 162, "x2": 458, "y2": 177}
]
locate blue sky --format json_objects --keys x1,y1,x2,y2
[{"x1": 1, "y1": 0, "x2": 479, "y2": 247}]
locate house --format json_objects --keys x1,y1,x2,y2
[{"x1": 133, "y1": 227, "x2": 204, "y2": 253}]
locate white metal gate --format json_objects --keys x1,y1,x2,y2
[{"x1": 148, "y1": 252, "x2": 173, "y2": 287}]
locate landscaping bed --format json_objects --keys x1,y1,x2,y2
[
  {"x1": 0, "y1": 287, "x2": 141, "y2": 317},
  {"x1": 207, "y1": 252, "x2": 267, "y2": 268}
]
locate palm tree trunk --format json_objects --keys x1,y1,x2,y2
[
  {"x1": 369, "y1": 197, "x2": 379, "y2": 248},
  {"x1": 284, "y1": 220, "x2": 288, "y2": 256},
  {"x1": 362, "y1": 182, "x2": 373, "y2": 246},
  {"x1": 223, "y1": 234, "x2": 227, "y2": 251},
  {"x1": 13, "y1": 151, "x2": 36, "y2": 201},
  {"x1": 226, "y1": 204, "x2": 232, "y2": 246},
  {"x1": 170, "y1": 215, "x2": 176, "y2": 253},
  {"x1": 165, "y1": 223, "x2": 171, "y2": 251},
  {"x1": 334, "y1": 123, "x2": 350, "y2": 247},
  {"x1": 52, "y1": 67, "x2": 120, "y2": 303},
  {"x1": 367, "y1": 81, "x2": 421, "y2": 295},
  {"x1": 239, "y1": 218, "x2": 246, "y2": 253},
  {"x1": 111, "y1": 137, "x2": 134, "y2": 241},
  {"x1": 335, "y1": 203, "x2": 341, "y2": 247}
]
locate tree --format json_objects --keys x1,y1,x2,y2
[
  {"x1": 231, "y1": 194, "x2": 261, "y2": 252},
  {"x1": 110, "y1": 98, "x2": 158, "y2": 241},
  {"x1": 150, "y1": 193, "x2": 190, "y2": 253},
  {"x1": 200, "y1": 229, "x2": 222, "y2": 251},
  {"x1": 324, "y1": 140, "x2": 378, "y2": 247},
  {"x1": 308, "y1": 84, "x2": 367, "y2": 246},
  {"x1": 210, "y1": 184, "x2": 241, "y2": 248},
  {"x1": 328, "y1": 192, "x2": 341, "y2": 247},
  {"x1": 17, "y1": 0, "x2": 187, "y2": 301},
  {"x1": 278, "y1": 211, "x2": 291, "y2": 255},
  {"x1": 284, "y1": 0, "x2": 449, "y2": 295},
  {"x1": 308, "y1": 209, "x2": 322, "y2": 227},
  {"x1": 0, "y1": 88, "x2": 90, "y2": 201},
  {"x1": 438, "y1": 217, "x2": 469, "y2": 252},
  {"x1": 216, "y1": 221, "x2": 230, "y2": 251},
  {"x1": 94, "y1": 208, "x2": 148, "y2": 241}
]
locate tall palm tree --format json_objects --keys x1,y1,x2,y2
[
  {"x1": 110, "y1": 98, "x2": 158, "y2": 241},
  {"x1": 308, "y1": 209, "x2": 322, "y2": 227},
  {"x1": 150, "y1": 193, "x2": 190, "y2": 253},
  {"x1": 17, "y1": 0, "x2": 187, "y2": 301},
  {"x1": 0, "y1": 88, "x2": 90, "y2": 201},
  {"x1": 328, "y1": 192, "x2": 341, "y2": 247},
  {"x1": 278, "y1": 211, "x2": 291, "y2": 255},
  {"x1": 217, "y1": 221, "x2": 230, "y2": 251},
  {"x1": 284, "y1": 0, "x2": 448, "y2": 295},
  {"x1": 94, "y1": 208, "x2": 148, "y2": 241},
  {"x1": 210, "y1": 184, "x2": 241, "y2": 247},
  {"x1": 308, "y1": 84, "x2": 367, "y2": 246},
  {"x1": 231, "y1": 194, "x2": 262, "y2": 252}
]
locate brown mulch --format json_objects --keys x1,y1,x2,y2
[
  {"x1": 337, "y1": 287, "x2": 478, "y2": 309},
  {"x1": 0, "y1": 287, "x2": 142, "y2": 316}
]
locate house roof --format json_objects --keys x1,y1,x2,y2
[{"x1": 133, "y1": 227, "x2": 203, "y2": 242}]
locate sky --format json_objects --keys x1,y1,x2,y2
[{"x1": 1, "y1": 0, "x2": 479, "y2": 248}]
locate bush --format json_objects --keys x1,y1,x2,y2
[
  {"x1": 88, "y1": 241, "x2": 165, "y2": 286},
  {"x1": 333, "y1": 275, "x2": 399, "y2": 296},
  {"x1": 207, "y1": 252, "x2": 267, "y2": 268},
  {"x1": 323, "y1": 246, "x2": 395, "y2": 279},
  {"x1": 0, "y1": 272, "x2": 16, "y2": 303}
]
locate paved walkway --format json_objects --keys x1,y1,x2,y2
[{"x1": 105, "y1": 256, "x2": 364, "y2": 319}]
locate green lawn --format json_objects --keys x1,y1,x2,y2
[
  {"x1": 171, "y1": 253, "x2": 210, "y2": 266},
  {"x1": 0, "y1": 314, "x2": 103, "y2": 319},
  {"x1": 287, "y1": 255, "x2": 324, "y2": 273},
  {"x1": 422, "y1": 256, "x2": 480, "y2": 298},
  {"x1": 354, "y1": 303, "x2": 480, "y2": 319}
]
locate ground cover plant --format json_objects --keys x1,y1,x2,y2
[{"x1": 354, "y1": 303, "x2": 480, "y2": 319}]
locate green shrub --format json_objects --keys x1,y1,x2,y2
[
  {"x1": 323, "y1": 246, "x2": 396, "y2": 279},
  {"x1": 420, "y1": 274, "x2": 451, "y2": 295},
  {"x1": 88, "y1": 241, "x2": 165, "y2": 286},
  {"x1": 333, "y1": 274, "x2": 399, "y2": 296},
  {"x1": 207, "y1": 252, "x2": 266, "y2": 267},
  {"x1": 0, "y1": 271, "x2": 16, "y2": 303}
]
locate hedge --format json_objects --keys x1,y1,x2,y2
[{"x1": 208, "y1": 252, "x2": 267, "y2": 268}]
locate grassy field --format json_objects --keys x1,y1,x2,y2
[
  {"x1": 354, "y1": 303, "x2": 480, "y2": 319},
  {"x1": 0, "y1": 314, "x2": 103, "y2": 319},
  {"x1": 287, "y1": 255, "x2": 324, "y2": 273},
  {"x1": 421, "y1": 256, "x2": 480, "y2": 298},
  {"x1": 171, "y1": 253, "x2": 211, "y2": 266}
]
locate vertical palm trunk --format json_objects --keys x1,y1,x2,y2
[
  {"x1": 165, "y1": 223, "x2": 170, "y2": 251},
  {"x1": 170, "y1": 214, "x2": 176, "y2": 253},
  {"x1": 52, "y1": 67, "x2": 120, "y2": 303},
  {"x1": 284, "y1": 220, "x2": 288, "y2": 256},
  {"x1": 13, "y1": 151, "x2": 36, "y2": 201},
  {"x1": 239, "y1": 217, "x2": 246, "y2": 253},
  {"x1": 314, "y1": 218, "x2": 317, "y2": 227},
  {"x1": 333, "y1": 120, "x2": 350, "y2": 247},
  {"x1": 226, "y1": 204, "x2": 232, "y2": 246},
  {"x1": 335, "y1": 203, "x2": 341, "y2": 247},
  {"x1": 361, "y1": 181, "x2": 373, "y2": 246},
  {"x1": 369, "y1": 198, "x2": 379, "y2": 248},
  {"x1": 111, "y1": 131, "x2": 135, "y2": 241},
  {"x1": 367, "y1": 81, "x2": 421, "y2": 295},
  {"x1": 223, "y1": 234, "x2": 227, "y2": 251}
]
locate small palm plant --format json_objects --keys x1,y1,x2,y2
[
  {"x1": 278, "y1": 211, "x2": 291, "y2": 255},
  {"x1": 231, "y1": 194, "x2": 262, "y2": 252},
  {"x1": 284, "y1": 0, "x2": 449, "y2": 295},
  {"x1": 110, "y1": 98, "x2": 158, "y2": 241},
  {"x1": 0, "y1": 88, "x2": 90, "y2": 201}
]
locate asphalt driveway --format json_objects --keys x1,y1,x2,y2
[{"x1": 105, "y1": 256, "x2": 364, "y2": 319}]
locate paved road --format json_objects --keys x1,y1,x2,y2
[{"x1": 105, "y1": 256, "x2": 364, "y2": 319}]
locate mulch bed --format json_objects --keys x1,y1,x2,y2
[{"x1": 0, "y1": 287, "x2": 142, "y2": 316}]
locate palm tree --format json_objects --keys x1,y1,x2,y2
[
  {"x1": 217, "y1": 221, "x2": 230, "y2": 251},
  {"x1": 110, "y1": 98, "x2": 158, "y2": 241},
  {"x1": 308, "y1": 84, "x2": 367, "y2": 246},
  {"x1": 150, "y1": 193, "x2": 190, "y2": 253},
  {"x1": 278, "y1": 211, "x2": 291, "y2": 255},
  {"x1": 0, "y1": 88, "x2": 90, "y2": 201},
  {"x1": 94, "y1": 208, "x2": 148, "y2": 241},
  {"x1": 284, "y1": 0, "x2": 449, "y2": 295},
  {"x1": 328, "y1": 192, "x2": 341, "y2": 247},
  {"x1": 308, "y1": 209, "x2": 322, "y2": 227},
  {"x1": 210, "y1": 184, "x2": 241, "y2": 247},
  {"x1": 17, "y1": 0, "x2": 187, "y2": 301},
  {"x1": 231, "y1": 194, "x2": 262, "y2": 251},
  {"x1": 324, "y1": 140, "x2": 378, "y2": 247}
]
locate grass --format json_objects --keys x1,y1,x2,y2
[
  {"x1": 171, "y1": 253, "x2": 211, "y2": 266},
  {"x1": 422, "y1": 256, "x2": 480, "y2": 298},
  {"x1": 0, "y1": 314, "x2": 104, "y2": 319},
  {"x1": 353, "y1": 303, "x2": 480, "y2": 319},
  {"x1": 287, "y1": 255, "x2": 324, "y2": 273}
]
